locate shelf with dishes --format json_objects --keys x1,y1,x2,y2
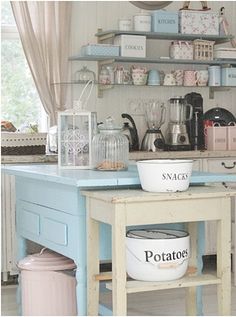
[
  {"x1": 69, "y1": 55, "x2": 236, "y2": 66},
  {"x1": 69, "y1": 28, "x2": 235, "y2": 98}
]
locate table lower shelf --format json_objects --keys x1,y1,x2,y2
[{"x1": 106, "y1": 273, "x2": 221, "y2": 294}]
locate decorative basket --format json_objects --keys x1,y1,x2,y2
[
  {"x1": 1, "y1": 132, "x2": 47, "y2": 155},
  {"x1": 193, "y1": 39, "x2": 215, "y2": 61},
  {"x1": 169, "y1": 41, "x2": 193, "y2": 60}
]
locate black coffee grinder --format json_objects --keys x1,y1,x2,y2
[{"x1": 185, "y1": 92, "x2": 205, "y2": 150}]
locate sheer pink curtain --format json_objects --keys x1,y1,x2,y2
[{"x1": 11, "y1": 1, "x2": 72, "y2": 126}]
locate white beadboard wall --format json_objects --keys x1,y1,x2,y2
[{"x1": 69, "y1": 1, "x2": 236, "y2": 140}]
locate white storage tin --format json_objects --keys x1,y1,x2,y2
[
  {"x1": 114, "y1": 35, "x2": 146, "y2": 58},
  {"x1": 137, "y1": 159, "x2": 193, "y2": 192},
  {"x1": 126, "y1": 229, "x2": 190, "y2": 282},
  {"x1": 214, "y1": 47, "x2": 236, "y2": 59},
  {"x1": 118, "y1": 18, "x2": 132, "y2": 31},
  {"x1": 133, "y1": 14, "x2": 151, "y2": 32}
]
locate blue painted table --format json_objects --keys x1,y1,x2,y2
[{"x1": 2, "y1": 163, "x2": 236, "y2": 315}]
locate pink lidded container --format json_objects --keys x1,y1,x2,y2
[
  {"x1": 18, "y1": 249, "x2": 77, "y2": 316},
  {"x1": 227, "y1": 124, "x2": 236, "y2": 150},
  {"x1": 206, "y1": 125, "x2": 227, "y2": 151}
]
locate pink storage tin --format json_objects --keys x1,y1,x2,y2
[
  {"x1": 18, "y1": 249, "x2": 77, "y2": 316},
  {"x1": 227, "y1": 124, "x2": 236, "y2": 150},
  {"x1": 206, "y1": 125, "x2": 227, "y2": 151}
]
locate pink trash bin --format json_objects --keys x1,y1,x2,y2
[{"x1": 18, "y1": 249, "x2": 77, "y2": 316}]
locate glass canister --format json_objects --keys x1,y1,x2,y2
[{"x1": 92, "y1": 117, "x2": 129, "y2": 171}]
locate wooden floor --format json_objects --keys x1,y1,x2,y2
[
  {"x1": 2, "y1": 257, "x2": 236, "y2": 316},
  {"x1": 1, "y1": 282, "x2": 236, "y2": 316}
]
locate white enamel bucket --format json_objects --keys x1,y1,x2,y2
[{"x1": 126, "y1": 229, "x2": 190, "y2": 282}]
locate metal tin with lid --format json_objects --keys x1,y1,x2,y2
[{"x1": 18, "y1": 249, "x2": 76, "y2": 271}]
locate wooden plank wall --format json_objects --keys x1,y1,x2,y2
[{"x1": 69, "y1": 1, "x2": 236, "y2": 142}]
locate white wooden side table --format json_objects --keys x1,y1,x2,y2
[{"x1": 83, "y1": 186, "x2": 236, "y2": 316}]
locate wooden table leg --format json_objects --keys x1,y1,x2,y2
[
  {"x1": 217, "y1": 197, "x2": 231, "y2": 316},
  {"x1": 186, "y1": 222, "x2": 198, "y2": 316},
  {"x1": 112, "y1": 204, "x2": 127, "y2": 316},
  {"x1": 87, "y1": 198, "x2": 100, "y2": 316},
  {"x1": 233, "y1": 196, "x2": 236, "y2": 286}
]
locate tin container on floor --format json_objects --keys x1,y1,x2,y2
[{"x1": 18, "y1": 249, "x2": 77, "y2": 316}]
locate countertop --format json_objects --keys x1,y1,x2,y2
[
  {"x1": 1, "y1": 150, "x2": 236, "y2": 164},
  {"x1": 2, "y1": 163, "x2": 236, "y2": 187}
]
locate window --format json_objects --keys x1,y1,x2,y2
[{"x1": 1, "y1": 1, "x2": 48, "y2": 132}]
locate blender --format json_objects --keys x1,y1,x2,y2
[
  {"x1": 141, "y1": 101, "x2": 166, "y2": 152},
  {"x1": 166, "y1": 97, "x2": 193, "y2": 151}
]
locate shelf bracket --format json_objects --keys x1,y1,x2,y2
[{"x1": 209, "y1": 87, "x2": 231, "y2": 99}]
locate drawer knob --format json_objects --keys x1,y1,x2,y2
[{"x1": 221, "y1": 161, "x2": 236, "y2": 169}]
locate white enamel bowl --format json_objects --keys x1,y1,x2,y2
[{"x1": 137, "y1": 159, "x2": 193, "y2": 192}]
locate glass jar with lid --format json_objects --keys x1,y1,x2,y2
[{"x1": 92, "y1": 117, "x2": 129, "y2": 171}]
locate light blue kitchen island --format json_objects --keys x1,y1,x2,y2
[{"x1": 3, "y1": 163, "x2": 236, "y2": 316}]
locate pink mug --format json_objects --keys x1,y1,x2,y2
[{"x1": 184, "y1": 70, "x2": 197, "y2": 86}]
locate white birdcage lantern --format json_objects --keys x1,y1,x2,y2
[{"x1": 58, "y1": 81, "x2": 97, "y2": 169}]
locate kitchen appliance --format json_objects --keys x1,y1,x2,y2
[
  {"x1": 166, "y1": 96, "x2": 193, "y2": 151},
  {"x1": 121, "y1": 113, "x2": 139, "y2": 151},
  {"x1": 141, "y1": 101, "x2": 166, "y2": 152},
  {"x1": 185, "y1": 92, "x2": 205, "y2": 150},
  {"x1": 203, "y1": 107, "x2": 236, "y2": 126}
]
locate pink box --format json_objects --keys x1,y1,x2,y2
[
  {"x1": 206, "y1": 126, "x2": 227, "y2": 151},
  {"x1": 227, "y1": 125, "x2": 236, "y2": 150}
]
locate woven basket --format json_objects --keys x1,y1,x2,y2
[{"x1": 193, "y1": 39, "x2": 215, "y2": 61}]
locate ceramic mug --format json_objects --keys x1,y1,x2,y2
[
  {"x1": 123, "y1": 69, "x2": 131, "y2": 84},
  {"x1": 131, "y1": 65, "x2": 147, "y2": 74},
  {"x1": 196, "y1": 70, "x2": 209, "y2": 86},
  {"x1": 173, "y1": 70, "x2": 184, "y2": 86},
  {"x1": 148, "y1": 69, "x2": 161, "y2": 85},
  {"x1": 183, "y1": 70, "x2": 197, "y2": 86},
  {"x1": 118, "y1": 18, "x2": 132, "y2": 31},
  {"x1": 163, "y1": 73, "x2": 176, "y2": 86}
]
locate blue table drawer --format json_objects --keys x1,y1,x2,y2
[
  {"x1": 42, "y1": 217, "x2": 68, "y2": 246},
  {"x1": 18, "y1": 208, "x2": 40, "y2": 236},
  {"x1": 16, "y1": 177, "x2": 82, "y2": 216},
  {"x1": 17, "y1": 200, "x2": 81, "y2": 259}
]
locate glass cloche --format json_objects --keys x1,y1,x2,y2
[
  {"x1": 73, "y1": 66, "x2": 95, "y2": 83},
  {"x1": 92, "y1": 117, "x2": 129, "y2": 171}
]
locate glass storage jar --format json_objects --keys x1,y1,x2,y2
[{"x1": 92, "y1": 117, "x2": 129, "y2": 171}]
